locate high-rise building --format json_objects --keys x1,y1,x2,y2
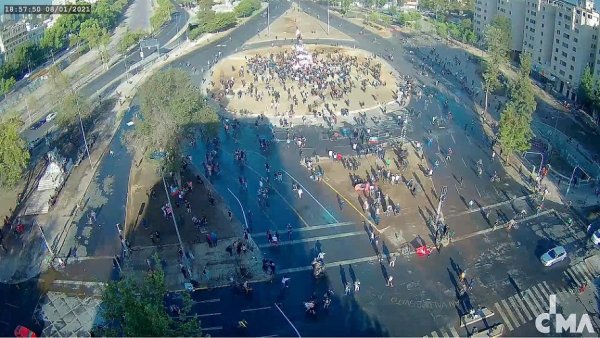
[
  {"x1": 0, "y1": 21, "x2": 29, "y2": 61},
  {"x1": 474, "y1": 0, "x2": 600, "y2": 99}
]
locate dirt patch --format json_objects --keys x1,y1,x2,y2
[{"x1": 208, "y1": 45, "x2": 398, "y2": 116}]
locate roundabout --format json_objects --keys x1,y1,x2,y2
[{"x1": 206, "y1": 36, "x2": 398, "y2": 117}]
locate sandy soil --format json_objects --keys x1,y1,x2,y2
[{"x1": 208, "y1": 45, "x2": 398, "y2": 116}]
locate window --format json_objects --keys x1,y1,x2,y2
[
  {"x1": 572, "y1": 56, "x2": 576, "y2": 61},
  {"x1": 542, "y1": 23, "x2": 544, "y2": 28},
  {"x1": 569, "y1": 74, "x2": 573, "y2": 80},
  {"x1": 572, "y1": 47, "x2": 576, "y2": 52},
  {"x1": 574, "y1": 37, "x2": 578, "y2": 42},
  {"x1": 575, "y1": 28, "x2": 579, "y2": 33},
  {"x1": 562, "y1": 51, "x2": 568, "y2": 57},
  {"x1": 593, "y1": 35, "x2": 597, "y2": 40},
  {"x1": 565, "y1": 24, "x2": 569, "y2": 29},
  {"x1": 556, "y1": 38, "x2": 560, "y2": 43},
  {"x1": 557, "y1": 29, "x2": 561, "y2": 34},
  {"x1": 541, "y1": 32, "x2": 544, "y2": 36},
  {"x1": 570, "y1": 65, "x2": 574, "y2": 71},
  {"x1": 563, "y1": 33, "x2": 570, "y2": 38},
  {"x1": 555, "y1": 47, "x2": 559, "y2": 52},
  {"x1": 559, "y1": 69, "x2": 565, "y2": 75},
  {"x1": 560, "y1": 60, "x2": 567, "y2": 66},
  {"x1": 554, "y1": 56, "x2": 558, "y2": 61},
  {"x1": 562, "y1": 42, "x2": 569, "y2": 48},
  {"x1": 559, "y1": 12, "x2": 563, "y2": 17}
]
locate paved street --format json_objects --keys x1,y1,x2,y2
[{"x1": 2, "y1": 0, "x2": 600, "y2": 336}]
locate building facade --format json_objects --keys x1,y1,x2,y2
[
  {"x1": 0, "y1": 22, "x2": 29, "y2": 61},
  {"x1": 475, "y1": 0, "x2": 600, "y2": 99}
]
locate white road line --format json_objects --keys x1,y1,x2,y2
[
  {"x1": 461, "y1": 157, "x2": 467, "y2": 167},
  {"x1": 565, "y1": 270, "x2": 585, "y2": 288},
  {"x1": 197, "y1": 312, "x2": 221, "y2": 317},
  {"x1": 241, "y1": 306, "x2": 272, "y2": 312},
  {"x1": 283, "y1": 169, "x2": 338, "y2": 223},
  {"x1": 522, "y1": 288, "x2": 542, "y2": 315},
  {"x1": 494, "y1": 302, "x2": 514, "y2": 331},
  {"x1": 52, "y1": 280, "x2": 106, "y2": 287},
  {"x1": 202, "y1": 326, "x2": 223, "y2": 331},
  {"x1": 254, "y1": 222, "x2": 353, "y2": 236},
  {"x1": 574, "y1": 264, "x2": 594, "y2": 281},
  {"x1": 438, "y1": 328, "x2": 450, "y2": 337},
  {"x1": 195, "y1": 298, "x2": 220, "y2": 304},
  {"x1": 257, "y1": 231, "x2": 364, "y2": 248},
  {"x1": 540, "y1": 282, "x2": 564, "y2": 303},
  {"x1": 513, "y1": 294, "x2": 534, "y2": 321},
  {"x1": 447, "y1": 326, "x2": 460, "y2": 337},
  {"x1": 528, "y1": 285, "x2": 547, "y2": 313},
  {"x1": 450, "y1": 133, "x2": 456, "y2": 144},
  {"x1": 278, "y1": 254, "x2": 383, "y2": 274},
  {"x1": 553, "y1": 287, "x2": 569, "y2": 304},
  {"x1": 501, "y1": 299, "x2": 522, "y2": 327},
  {"x1": 569, "y1": 266, "x2": 588, "y2": 284},
  {"x1": 508, "y1": 296, "x2": 526, "y2": 324},
  {"x1": 475, "y1": 185, "x2": 482, "y2": 198},
  {"x1": 429, "y1": 331, "x2": 439, "y2": 338}
]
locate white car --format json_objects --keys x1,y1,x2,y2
[
  {"x1": 45, "y1": 112, "x2": 57, "y2": 122},
  {"x1": 592, "y1": 229, "x2": 600, "y2": 245},
  {"x1": 540, "y1": 246, "x2": 567, "y2": 267}
]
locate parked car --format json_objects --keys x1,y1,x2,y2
[
  {"x1": 45, "y1": 112, "x2": 57, "y2": 122},
  {"x1": 540, "y1": 246, "x2": 567, "y2": 267},
  {"x1": 29, "y1": 119, "x2": 45, "y2": 130}
]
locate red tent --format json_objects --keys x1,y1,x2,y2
[{"x1": 416, "y1": 245, "x2": 432, "y2": 257}]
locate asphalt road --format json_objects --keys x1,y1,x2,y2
[{"x1": 1, "y1": 0, "x2": 598, "y2": 336}]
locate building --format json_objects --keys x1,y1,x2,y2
[
  {"x1": 400, "y1": 0, "x2": 419, "y2": 11},
  {"x1": 475, "y1": 0, "x2": 600, "y2": 99},
  {"x1": 0, "y1": 21, "x2": 29, "y2": 61}
]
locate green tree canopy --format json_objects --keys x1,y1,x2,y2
[
  {"x1": 0, "y1": 117, "x2": 30, "y2": 187},
  {"x1": 340, "y1": 0, "x2": 352, "y2": 14},
  {"x1": 135, "y1": 69, "x2": 218, "y2": 169},
  {"x1": 482, "y1": 20, "x2": 511, "y2": 112},
  {"x1": 498, "y1": 53, "x2": 536, "y2": 159},
  {"x1": 57, "y1": 92, "x2": 91, "y2": 128},
  {"x1": 99, "y1": 267, "x2": 201, "y2": 336},
  {"x1": 234, "y1": 0, "x2": 260, "y2": 18}
]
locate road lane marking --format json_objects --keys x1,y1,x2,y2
[
  {"x1": 241, "y1": 306, "x2": 271, "y2": 312},
  {"x1": 501, "y1": 299, "x2": 521, "y2": 327},
  {"x1": 257, "y1": 231, "x2": 364, "y2": 248},
  {"x1": 564, "y1": 270, "x2": 585, "y2": 289},
  {"x1": 530, "y1": 284, "x2": 549, "y2": 311},
  {"x1": 461, "y1": 157, "x2": 467, "y2": 167},
  {"x1": 202, "y1": 326, "x2": 223, "y2": 331},
  {"x1": 513, "y1": 294, "x2": 533, "y2": 321},
  {"x1": 52, "y1": 280, "x2": 106, "y2": 287},
  {"x1": 524, "y1": 285, "x2": 544, "y2": 314},
  {"x1": 448, "y1": 195, "x2": 532, "y2": 217},
  {"x1": 508, "y1": 296, "x2": 526, "y2": 324},
  {"x1": 474, "y1": 185, "x2": 482, "y2": 198},
  {"x1": 195, "y1": 298, "x2": 220, "y2": 304},
  {"x1": 447, "y1": 326, "x2": 459, "y2": 337},
  {"x1": 450, "y1": 133, "x2": 456, "y2": 144},
  {"x1": 494, "y1": 302, "x2": 514, "y2": 331},
  {"x1": 574, "y1": 263, "x2": 594, "y2": 281},
  {"x1": 254, "y1": 222, "x2": 354, "y2": 237},
  {"x1": 278, "y1": 253, "x2": 391, "y2": 274},
  {"x1": 428, "y1": 331, "x2": 439, "y2": 338},
  {"x1": 197, "y1": 312, "x2": 221, "y2": 317},
  {"x1": 283, "y1": 169, "x2": 338, "y2": 223}
]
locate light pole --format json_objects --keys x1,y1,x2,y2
[
  {"x1": 523, "y1": 151, "x2": 544, "y2": 176},
  {"x1": 566, "y1": 165, "x2": 589, "y2": 194},
  {"x1": 36, "y1": 222, "x2": 54, "y2": 257},
  {"x1": 160, "y1": 168, "x2": 189, "y2": 271},
  {"x1": 75, "y1": 97, "x2": 94, "y2": 170},
  {"x1": 434, "y1": 186, "x2": 447, "y2": 228},
  {"x1": 267, "y1": 1, "x2": 271, "y2": 36},
  {"x1": 327, "y1": 0, "x2": 330, "y2": 35}
]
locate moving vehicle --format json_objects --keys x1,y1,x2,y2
[
  {"x1": 591, "y1": 229, "x2": 600, "y2": 245},
  {"x1": 30, "y1": 119, "x2": 45, "y2": 130},
  {"x1": 45, "y1": 112, "x2": 57, "y2": 122},
  {"x1": 540, "y1": 246, "x2": 567, "y2": 267}
]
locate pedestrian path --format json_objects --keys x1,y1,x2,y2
[{"x1": 423, "y1": 262, "x2": 598, "y2": 337}]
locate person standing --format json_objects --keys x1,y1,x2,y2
[
  {"x1": 389, "y1": 255, "x2": 396, "y2": 267},
  {"x1": 387, "y1": 275, "x2": 394, "y2": 287},
  {"x1": 345, "y1": 282, "x2": 352, "y2": 295},
  {"x1": 354, "y1": 280, "x2": 361, "y2": 292},
  {"x1": 297, "y1": 188, "x2": 303, "y2": 199}
]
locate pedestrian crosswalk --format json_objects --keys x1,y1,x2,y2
[{"x1": 423, "y1": 262, "x2": 598, "y2": 337}]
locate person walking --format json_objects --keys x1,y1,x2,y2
[
  {"x1": 354, "y1": 280, "x2": 361, "y2": 292},
  {"x1": 281, "y1": 276, "x2": 291, "y2": 288},
  {"x1": 297, "y1": 188, "x2": 303, "y2": 199},
  {"x1": 468, "y1": 200, "x2": 474, "y2": 210},
  {"x1": 387, "y1": 275, "x2": 394, "y2": 287},
  {"x1": 345, "y1": 282, "x2": 352, "y2": 295},
  {"x1": 389, "y1": 255, "x2": 396, "y2": 267}
]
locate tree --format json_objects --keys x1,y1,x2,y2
[
  {"x1": 197, "y1": 0, "x2": 214, "y2": 11},
  {"x1": 0, "y1": 117, "x2": 30, "y2": 187},
  {"x1": 57, "y1": 92, "x2": 91, "y2": 128},
  {"x1": 135, "y1": 69, "x2": 218, "y2": 170},
  {"x1": 98, "y1": 266, "x2": 201, "y2": 336},
  {"x1": 498, "y1": 53, "x2": 536, "y2": 160},
  {"x1": 340, "y1": 0, "x2": 351, "y2": 14},
  {"x1": 482, "y1": 22, "x2": 510, "y2": 114},
  {"x1": 118, "y1": 30, "x2": 147, "y2": 54},
  {"x1": 578, "y1": 66, "x2": 596, "y2": 109},
  {"x1": 234, "y1": 0, "x2": 260, "y2": 18}
]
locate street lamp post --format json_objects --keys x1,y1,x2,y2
[
  {"x1": 566, "y1": 165, "x2": 580, "y2": 195},
  {"x1": 160, "y1": 168, "x2": 189, "y2": 272},
  {"x1": 36, "y1": 222, "x2": 54, "y2": 257},
  {"x1": 434, "y1": 186, "x2": 447, "y2": 227},
  {"x1": 327, "y1": 0, "x2": 330, "y2": 35},
  {"x1": 75, "y1": 97, "x2": 94, "y2": 170},
  {"x1": 267, "y1": 1, "x2": 271, "y2": 35}
]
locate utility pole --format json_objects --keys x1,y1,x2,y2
[
  {"x1": 267, "y1": 1, "x2": 271, "y2": 35},
  {"x1": 327, "y1": 0, "x2": 330, "y2": 35},
  {"x1": 75, "y1": 97, "x2": 94, "y2": 170},
  {"x1": 25, "y1": 100, "x2": 32, "y2": 124},
  {"x1": 434, "y1": 186, "x2": 448, "y2": 227},
  {"x1": 36, "y1": 222, "x2": 54, "y2": 257},
  {"x1": 160, "y1": 168, "x2": 189, "y2": 274}
]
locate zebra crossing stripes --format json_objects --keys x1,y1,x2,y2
[
  {"x1": 507, "y1": 296, "x2": 526, "y2": 324},
  {"x1": 563, "y1": 262, "x2": 597, "y2": 286},
  {"x1": 494, "y1": 302, "x2": 514, "y2": 331},
  {"x1": 426, "y1": 325, "x2": 459, "y2": 338}
]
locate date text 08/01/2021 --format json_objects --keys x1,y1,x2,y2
[{"x1": 3, "y1": 4, "x2": 92, "y2": 15}]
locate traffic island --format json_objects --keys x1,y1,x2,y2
[
  {"x1": 316, "y1": 141, "x2": 438, "y2": 250},
  {"x1": 124, "y1": 158, "x2": 263, "y2": 290}
]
